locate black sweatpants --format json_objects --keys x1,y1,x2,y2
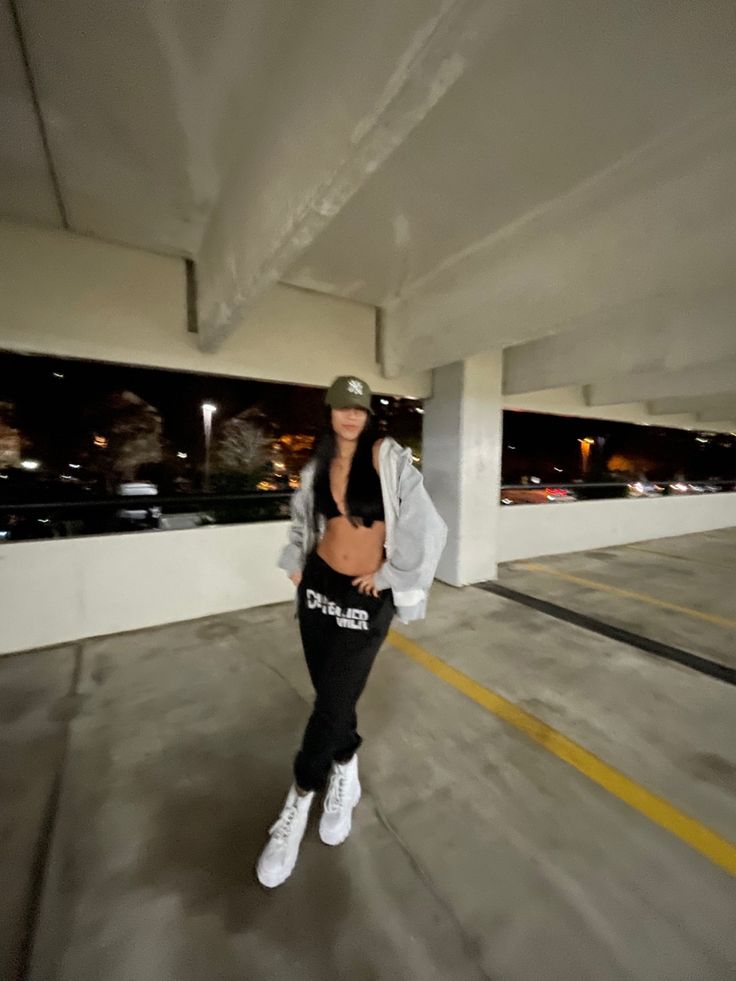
[{"x1": 294, "y1": 551, "x2": 394, "y2": 792}]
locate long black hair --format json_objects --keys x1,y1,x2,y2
[{"x1": 311, "y1": 409, "x2": 383, "y2": 531}]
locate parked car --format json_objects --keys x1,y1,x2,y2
[
  {"x1": 666, "y1": 480, "x2": 717, "y2": 495},
  {"x1": 116, "y1": 481, "x2": 161, "y2": 528},
  {"x1": 689, "y1": 481, "x2": 721, "y2": 493},
  {"x1": 501, "y1": 487, "x2": 577, "y2": 505},
  {"x1": 626, "y1": 479, "x2": 665, "y2": 498}
]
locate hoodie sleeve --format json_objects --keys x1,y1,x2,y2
[
  {"x1": 276, "y1": 466, "x2": 313, "y2": 574},
  {"x1": 373, "y1": 451, "x2": 447, "y2": 594}
]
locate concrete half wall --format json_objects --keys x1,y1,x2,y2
[
  {"x1": 498, "y1": 493, "x2": 736, "y2": 563},
  {"x1": 2, "y1": 493, "x2": 734, "y2": 655},
  {"x1": 0, "y1": 523, "x2": 295, "y2": 656}
]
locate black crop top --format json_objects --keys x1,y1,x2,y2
[
  {"x1": 314, "y1": 467, "x2": 341, "y2": 520},
  {"x1": 314, "y1": 465, "x2": 385, "y2": 527}
]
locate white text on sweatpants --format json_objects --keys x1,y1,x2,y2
[{"x1": 306, "y1": 588, "x2": 369, "y2": 630}]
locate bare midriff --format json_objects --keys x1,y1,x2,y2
[{"x1": 317, "y1": 516, "x2": 386, "y2": 577}]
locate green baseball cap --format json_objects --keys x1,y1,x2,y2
[{"x1": 325, "y1": 375, "x2": 374, "y2": 413}]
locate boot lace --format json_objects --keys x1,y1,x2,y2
[
  {"x1": 324, "y1": 768, "x2": 348, "y2": 814},
  {"x1": 269, "y1": 802, "x2": 298, "y2": 843}
]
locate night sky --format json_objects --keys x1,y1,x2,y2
[
  {"x1": 1, "y1": 349, "x2": 734, "y2": 483},
  {"x1": 1, "y1": 351, "x2": 325, "y2": 459},
  {"x1": 501, "y1": 409, "x2": 735, "y2": 483},
  {"x1": 0, "y1": 350, "x2": 418, "y2": 472}
]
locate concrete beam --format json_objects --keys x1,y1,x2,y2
[
  {"x1": 382, "y1": 93, "x2": 736, "y2": 378},
  {"x1": 0, "y1": 220, "x2": 431, "y2": 396},
  {"x1": 648, "y1": 394, "x2": 736, "y2": 419},
  {"x1": 196, "y1": 0, "x2": 510, "y2": 352},
  {"x1": 503, "y1": 288, "x2": 736, "y2": 396},
  {"x1": 697, "y1": 410, "x2": 736, "y2": 425},
  {"x1": 502, "y1": 384, "x2": 717, "y2": 431},
  {"x1": 585, "y1": 360, "x2": 736, "y2": 407}
]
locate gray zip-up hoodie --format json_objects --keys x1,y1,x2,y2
[{"x1": 277, "y1": 437, "x2": 447, "y2": 622}]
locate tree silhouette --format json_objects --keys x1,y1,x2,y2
[
  {"x1": 213, "y1": 408, "x2": 271, "y2": 489},
  {"x1": 82, "y1": 391, "x2": 162, "y2": 490},
  {"x1": 0, "y1": 401, "x2": 21, "y2": 468}
]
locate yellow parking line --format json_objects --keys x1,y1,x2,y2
[
  {"x1": 518, "y1": 562, "x2": 736, "y2": 629},
  {"x1": 624, "y1": 542, "x2": 736, "y2": 574},
  {"x1": 388, "y1": 628, "x2": 736, "y2": 877}
]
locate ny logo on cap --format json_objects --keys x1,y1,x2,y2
[{"x1": 347, "y1": 378, "x2": 364, "y2": 395}]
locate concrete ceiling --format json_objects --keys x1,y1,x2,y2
[
  {"x1": 285, "y1": 0, "x2": 736, "y2": 306},
  {"x1": 0, "y1": 0, "x2": 60, "y2": 226},
  {"x1": 1, "y1": 0, "x2": 303, "y2": 254},
  {"x1": 2, "y1": 0, "x2": 735, "y2": 426}
]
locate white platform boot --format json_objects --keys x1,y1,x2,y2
[
  {"x1": 256, "y1": 785, "x2": 314, "y2": 888},
  {"x1": 319, "y1": 756, "x2": 361, "y2": 846}
]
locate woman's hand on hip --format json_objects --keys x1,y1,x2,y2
[
  {"x1": 352, "y1": 573, "x2": 379, "y2": 598},
  {"x1": 289, "y1": 570, "x2": 302, "y2": 587}
]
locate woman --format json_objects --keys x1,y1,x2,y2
[{"x1": 256, "y1": 375, "x2": 447, "y2": 889}]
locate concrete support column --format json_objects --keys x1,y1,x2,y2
[{"x1": 422, "y1": 351, "x2": 502, "y2": 587}]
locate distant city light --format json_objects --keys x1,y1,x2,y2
[
  {"x1": 415, "y1": 407, "x2": 424, "y2": 414},
  {"x1": 201, "y1": 403, "x2": 217, "y2": 493},
  {"x1": 21, "y1": 459, "x2": 40, "y2": 470},
  {"x1": 60, "y1": 474, "x2": 72, "y2": 480},
  {"x1": 553, "y1": 466, "x2": 563, "y2": 472},
  {"x1": 530, "y1": 476, "x2": 541, "y2": 484},
  {"x1": 380, "y1": 398, "x2": 389, "y2": 406},
  {"x1": 69, "y1": 463, "x2": 80, "y2": 469},
  {"x1": 578, "y1": 437, "x2": 595, "y2": 445},
  {"x1": 176, "y1": 451, "x2": 188, "y2": 459},
  {"x1": 507, "y1": 445, "x2": 516, "y2": 450},
  {"x1": 52, "y1": 372, "x2": 64, "y2": 379},
  {"x1": 695, "y1": 436, "x2": 709, "y2": 444},
  {"x1": 0, "y1": 474, "x2": 7, "y2": 480},
  {"x1": 93, "y1": 434, "x2": 108, "y2": 448}
]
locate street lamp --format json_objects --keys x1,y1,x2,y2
[
  {"x1": 577, "y1": 437, "x2": 595, "y2": 475},
  {"x1": 201, "y1": 402, "x2": 217, "y2": 492}
]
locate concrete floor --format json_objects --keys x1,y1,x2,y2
[
  {"x1": 499, "y1": 527, "x2": 736, "y2": 671},
  {"x1": 3, "y1": 530, "x2": 735, "y2": 981}
]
